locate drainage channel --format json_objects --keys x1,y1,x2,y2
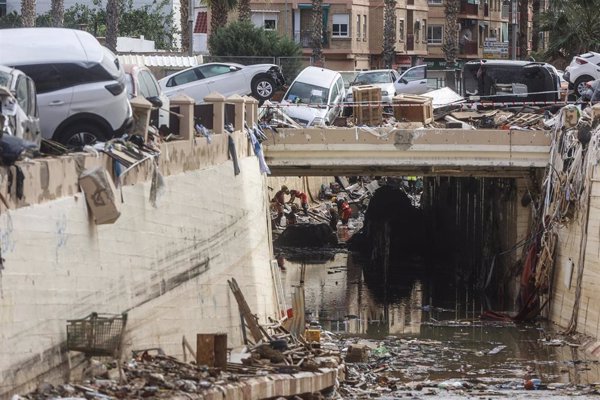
[{"x1": 279, "y1": 252, "x2": 600, "y2": 398}]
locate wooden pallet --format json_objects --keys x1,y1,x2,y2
[
  {"x1": 393, "y1": 94, "x2": 433, "y2": 124},
  {"x1": 352, "y1": 85, "x2": 383, "y2": 126},
  {"x1": 504, "y1": 112, "x2": 544, "y2": 128}
]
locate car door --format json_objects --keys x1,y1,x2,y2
[
  {"x1": 325, "y1": 76, "x2": 344, "y2": 124},
  {"x1": 200, "y1": 64, "x2": 241, "y2": 97},
  {"x1": 139, "y1": 69, "x2": 170, "y2": 128},
  {"x1": 14, "y1": 74, "x2": 41, "y2": 143},
  {"x1": 164, "y1": 67, "x2": 210, "y2": 102},
  {"x1": 395, "y1": 65, "x2": 428, "y2": 94},
  {"x1": 18, "y1": 63, "x2": 73, "y2": 139}
]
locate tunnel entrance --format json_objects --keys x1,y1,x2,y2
[{"x1": 344, "y1": 175, "x2": 534, "y2": 314}]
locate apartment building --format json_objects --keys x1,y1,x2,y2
[
  {"x1": 425, "y1": 0, "x2": 511, "y2": 69},
  {"x1": 211, "y1": 0, "x2": 542, "y2": 69},
  {"x1": 247, "y1": 0, "x2": 428, "y2": 71}
]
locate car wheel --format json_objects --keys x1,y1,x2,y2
[
  {"x1": 251, "y1": 75, "x2": 276, "y2": 101},
  {"x1": 56, "y1": 123, "x2": 105, "y2": 148},
  {"x1": 574, "y1": 75, "x2": 594, "y2": 97}
]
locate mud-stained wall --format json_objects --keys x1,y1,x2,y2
[
  {"x1": 0, "y1": 133, "x2": 276, "y2": 398},
  {"x1": 549, "y1": 165, "x2": 600, "y2": 341}
]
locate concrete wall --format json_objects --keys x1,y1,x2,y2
[
  {"x1": 549, "y1": 165, "x2": 600, "y2": 339},
  {"x1": 0, "y1": 133, "x2": 276, "y2": 398}
]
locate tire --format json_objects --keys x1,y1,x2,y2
[
  {"x1": 574, "y1": 75, "x2": 594, "y2": 97},
  {"x1": 251, "y1": 75, "x2": 276, "y2": 101},
  {"x1": 56, "y1": 123, "x2": 105, "y2": 149}
]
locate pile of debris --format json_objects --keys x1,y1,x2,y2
[
  {"x1": 259, "y1": 87, "x2": 578, "y2": 131},
  {"x1": 14, "y1": 280, "x2": 345, "y2": 400}
]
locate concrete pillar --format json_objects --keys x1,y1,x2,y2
[
  {"x1": 129, "y1": 96, "x2": 152, "y2": 142},
  {"x1": 245, "y1": 96, "x2": 259, "y2": 127},
  {"x1": 227, "y1": 94, "x2": 246, "y2": 132},
  {"x1": 205, "y1": 92, "x2": 226, "y2": 134},
  {"x1": 169, "y1": 93, "x2": 196, "y2": 142}
]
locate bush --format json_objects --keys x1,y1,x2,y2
[{"x1": 209, "y1": 21, "x2": 300, "y2": 57}]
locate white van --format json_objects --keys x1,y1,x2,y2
[
  {"x1": 281, "y1": 66, "x2": 345, "y2": 127},
  {"x1": 0, "y1": 28, "x2": 133, "y2": 147}
]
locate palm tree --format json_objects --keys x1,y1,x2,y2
[
  {"x1": 518, "y1": 0, "x2": 531, "y2": 59},
  {"x1": 181, "y1": 0, "x2": 190, "y2": 52},
  {"x1": 531, "y1": 0, "x2": 540, "y2": 52},
  {"x1": 106, "y1": 0, "x2": 119, "y2": 52},
  {"x1": 21, "y1": 0, "x2": 36, "y2": 27},
  {"x1": 539, "y1": 0, "x2": 600, "y2": 61},
  {"x1": 442, "y1": 0, "x2": 459, "y2": 89},
  {"x1": 310, "y1": 0, "x2": 323, "y2": 66},
  {"x1": 238, "y1": 0, "x2": 250, "y2": 22},
  {"x1": 382, "y1": 0, "x2": 396, "y2": 69},
  {"x1": 50, "y1": 0, "x2": 64, "y2": 26},
  {"x1": 206, "y1": 0, "x2": 237, "y2": 35}
]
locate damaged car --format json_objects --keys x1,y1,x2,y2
[
  {"x1": 0, "y1": 65, "x2": 41, "y2": 147},
  {"x1": 281, "y1": 66, "x2": 345, "y2": 127},
  {"x1": 159, "y1": 62, "x2": 285, "y2": 103},
  {"x1": 462, "y1": 60, "x2": 561, "y2": 103}
]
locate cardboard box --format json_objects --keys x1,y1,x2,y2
[{"x1": 79, "y1": 167, "x2": 121, "y2": 225}]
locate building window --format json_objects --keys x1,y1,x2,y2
[
  {"x1": 428, "y1": 0, "x2": 442, "y2": 4},
  {"x1": 251, "y1": 12, "x2": 278, "y2": 31},
  {"x1": 356, "y1": 14, "x2": 361, "y2": 40},
  {"x1": 332, "y1": 14, "x2": 350, "y2": 37},
  {"x1": 398, "y1": 19, "x2": 404, "y2": 42},
  {"x1": 427, "y1": 25, "x2": 443, "y2": 44},
  {"x1": 422, "y1": 19, "x2": 427, "y2": 43},
  {"x1": 0, "y1": 0, "x2": 7, "y2": 17},
  {"x1": 363, "y1": 15, "x2": 367, "y2": 40}
]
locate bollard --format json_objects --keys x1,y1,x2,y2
[
  {"x1": 227, "y1": 94, "x2": 246, "y2": 132},
  {"x1": 196, "y1": 333, "x2": 227, "y2": 369},
  {"x1": 204, "y1": 92, "x2": 226, "y2": 134},
  {"x1": 129, "y1": 96, "x2": 153, "y2": 142},
  {"x1": 244, "y1": 96, "x2": 259, "y2": 127},
  {"x1": 169, "y1": 93, "x2": 196, "y2": 142}
]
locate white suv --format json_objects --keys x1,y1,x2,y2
[
  {"x1": 0, "y1": 28, "x2": 133, "y2": 147},
  {"x1": 564, "y1": 52, "x2": 600, "y2": 97}
]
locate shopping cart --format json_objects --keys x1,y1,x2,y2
[{"x1": 66, "y1": 312, "x2": 128, "y2": 382}]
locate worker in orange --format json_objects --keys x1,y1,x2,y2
[
  {"x1": 337, "y1": 199, "x2": 352, "y2": 225},
  {"x1": 288, "y1": 189, "x2": 309, "y2": 215},
  {"x1": 271, "y1": 185, "x2": 289, "y2": 226}
]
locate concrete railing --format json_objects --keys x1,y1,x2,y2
[{"x1": 131, "y1": 93, "x2": 259, "y2": 141}]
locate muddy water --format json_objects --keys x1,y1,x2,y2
[{"x1": 280, "y1": 251, "x2": 600, "y2": 398}]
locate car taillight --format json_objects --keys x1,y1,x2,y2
[
  {"x1": 575, "y1": 58, "x2": 589, "y2": 65},
  {"x1": 105, "y1": 82, "x2": 124, "y2": 95}
]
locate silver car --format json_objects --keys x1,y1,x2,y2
[
  {"x1": 159, "y1": 62, "x2": 285, "y2": 103},
  {"x1": 0, "y1": 65, "x2": 41, "y2": 146},
  {"x1": 346, "y1": 66, "x2": 429, "y2": 104}
]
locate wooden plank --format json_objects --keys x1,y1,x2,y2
[{"x1": 228, "y1": 278, "x2": 264, "y2": 342}]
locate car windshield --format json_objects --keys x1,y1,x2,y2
[
  {"x1": 0, "y1": 70, "x2": 12, "y2": 87},
  {"x1": 353, "y1": 71, "x2": 392, "y2": 85},
  {"x1": 285, "y1": 81, "x2": 330, "y2": 104}
]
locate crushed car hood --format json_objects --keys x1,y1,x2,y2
[{"x1": 280, "y1": 101, "x2": 328, "y2": 126}]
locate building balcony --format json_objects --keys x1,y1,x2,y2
[
  {"x1": 295, "y1": 30, "x2": 329, "y2": 48},
  {"x1": 460, "y1": 2, "x2": 479, "y2": 16}
]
